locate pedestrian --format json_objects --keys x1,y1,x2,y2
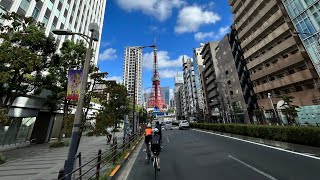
[{"x1": 106, "y1": 127, "x2": 112, "y2": 145}]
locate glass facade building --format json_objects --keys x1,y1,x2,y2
[{"x1": 282, "y1": 0, "x2": 320, "y2": 75}]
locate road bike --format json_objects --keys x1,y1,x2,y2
[{"x1": 152, "y1": 149, "x2": 160, "y2": 179}]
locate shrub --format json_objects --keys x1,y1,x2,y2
[
  {"x1": 112, "y1": 129, "x2": 120, "y2": 132},
  {"x1": 86, "y1": 131, "x2": 95, "y2": 136},
  {"x1": 49, "y1": 140, "x2": 69, "y2": 148},
  {"x1": 191, "y1": 123, "x2": 320, "y2": 147},
  {"x1": 0, "y1": 153, "x2": 6, "y2": 164}
]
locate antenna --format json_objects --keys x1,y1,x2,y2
[{"x1": 154, "y1": 32, "x2": 157, "y2": 46}]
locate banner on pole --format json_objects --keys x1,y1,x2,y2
[{"x1": 66, "y1": 69, "x2": 83, "y2": 100}]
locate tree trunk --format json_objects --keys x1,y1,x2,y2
[{"x1": 58, "y1": 99, "x2": 68, "y2": 141}]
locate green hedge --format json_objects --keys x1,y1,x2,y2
[
  {"x1": 190, "y1": 123, "x2": 320, "y2": 147},
  {"x1": 0, "y1": 152, "x2": 6, "y2": 164},
  {"x1": 172, "y1": 122, "x2": 179, "y2": 126},
  {"x1": 49, "y1": 140, "x2": 69, "y2": 148}
]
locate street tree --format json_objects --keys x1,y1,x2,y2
[
  {"x1": 0, "y1": 12, "x2": 57, "y2": 112},
  {"x1": 279, "y1": 95, "x2": 299, "y2": 125},
  {"x1": 95, "y1": 83, "x2": 131, "y2": 135}
]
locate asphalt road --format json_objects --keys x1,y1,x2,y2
[{"x1": 126, "y1": 128, "x2": 320, "y2": 180}]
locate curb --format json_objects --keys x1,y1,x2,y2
[{"x1": 108, "y1": 136, "x2": 143, "y2": 180}]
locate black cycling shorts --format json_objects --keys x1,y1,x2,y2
[
  {"x1": 145, "y1": 135, "x2": 152, "y2": 144},
  {"x1": 151, "y1": 144, "x2": 160, "y2": 154}
]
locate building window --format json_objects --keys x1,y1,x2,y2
[{"x1": 31, "y1": 7, "x2": 40, "y2": 20}]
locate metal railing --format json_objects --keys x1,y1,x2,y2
[{"x1": 58, "y1": 131, "x2": 143, "y2": 180}]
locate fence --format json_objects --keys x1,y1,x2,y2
[{"x1": 58, "y1": 131, "x2": 142, "y2": 180}]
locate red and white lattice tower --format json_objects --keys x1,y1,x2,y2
[{"x1": 148, "y1": 39, "x2": 166, "y2": 111}]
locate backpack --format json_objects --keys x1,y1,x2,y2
[{"x1": 151, "y1": 135, "x2": 160, "y2": 145}]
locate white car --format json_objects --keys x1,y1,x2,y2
[{"x1": 179, "y1": 120, "x2": 190, "y2": 130}]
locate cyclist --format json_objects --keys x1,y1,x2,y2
[
  {"x1": 144, "y1": 123, "x2": 152, "y2": 160},
  {"x1": 155, "y1": 121, "x2": 163, "y2": 148},
  {"x1": 151, "y1": 128, "x2": 161, "y2": 171}
]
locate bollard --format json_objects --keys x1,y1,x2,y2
[
  {"x1": 96, "y1": 149, "x2": 102, "y2": 179},
  {"x1": 58, "y1": 168, "x2": 65, "y2": 180}
]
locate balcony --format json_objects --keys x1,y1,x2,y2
[
  {"x1": 253, "y1": 69, "x2": 314, "y2": 93},
  {"x1": 228, "y1": 0, "x2": 236, "y2": 6},
  {"x1": 247, "y1": 36, "x2": 297, "y2": 70},
  {"x1": 244, "y1": 23, "x2": 290, "y2": 59},
  {"x1": 204, "y1": 67, "x2": 214, "y2": 78},
  {"x1": 238, "y1": 0, "x2": 278, "y2": 40},
  {"x1": 231, "y1": 0, "x2": 243, "y2": 14},
  {"x1": 241, "y1": 9, "x2": 283, "y2": 49},
  {"x1": 207, "y1": 82, "x2": 217, "y2": 92},
  {"x1": 208, "y1": 90, "x2": 219, "y2": 99},
  {"x1": 236, "y1": 0, "x2": 264, "y2": 30},
  {"x1": 206, "y1": 75, "x2": 216, "y2": 84},
  {"x1": 250, "y1": 52, "x2": 306, "y2": 81}
]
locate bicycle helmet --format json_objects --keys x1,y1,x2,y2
[
  {"x1": 147, "y1": 123, "x2": 152, "y2": 128},
  {"x1": 153, "y1": 128, "x2": 159, "y2": 134}
]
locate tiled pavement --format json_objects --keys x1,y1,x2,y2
[{"x1": 0, "y1": 131, "x2": 124, "y2": 180}]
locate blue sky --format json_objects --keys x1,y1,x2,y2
[{"x1": 97, "y1": 0, "x2": 232, "y2": 92}]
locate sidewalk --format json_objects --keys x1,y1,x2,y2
[{"x1": 0, "y1": 131, "x2": 124, "y2": 180}]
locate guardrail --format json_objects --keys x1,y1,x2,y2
[{"x1": 58, "y1": 131, "x2": 142, "y2": 180}]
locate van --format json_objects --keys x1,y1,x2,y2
[{"x1": 164, "y1": 120, "x2": 172, "y2": 130}]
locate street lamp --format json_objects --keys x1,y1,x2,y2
[{"x1": 53, "y1": 23, "x2": 99, "y2": 180}]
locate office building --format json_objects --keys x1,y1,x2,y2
[
  {"x1": 282, "y1": 0, "x2": 320, "y2": 76},
  {"x1": 0, "y1": 0, "x2": 106, "y2": 64},
  {"x1": 161, "y1": 86, "x2": 170, "y2": 106},
  {"x1": 193, "y1": 43, "x2": 206, "y2": 119},
  {"x1": 229, "y1": 0, "x2": 320, "y2": 124},
  {"x1": 0, "y1": 0, "x2": 107, "y2": 147},
  {"x1": 123, "y1": 47, "x2": 143, "y2": 105},
  {"x1": 201, "y1": 42, "x2": 220, "y2": 122}
]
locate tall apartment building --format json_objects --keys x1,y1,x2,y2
[
  {"x1": 281, "y1": 0, "x2": 320, "y2": 75},
  {"x1": 123, "y1": 47, "x2": 143, "y2": 105},
  {"x1": 193, "y1": 43, "x2": 206, "y2": 119},
  {"x1": 229, "y1": 0, "x2": 320, "y2": 124},
  {"x1": 0, "y1": 0, "x2": 106, "y2": 64},
  {"x1": 216, "y1": 33, "x2": 252, "y2": 123},
  {"x1": 201, "y1": 42, "x2": 220, "y2": 122},
  {"x1": 182, "y1": 56, "x2": 198, "y2": 119},
  {"x1": 174, "y1": 72, "x2": 184, "y2": 119}
]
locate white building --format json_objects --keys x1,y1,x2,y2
[
  {"x1": 0, "y1": 0, "x2": 106, "y2": 64},
  {"x1": 123, "y1": 47, "x2": 143, "y2": 105}
]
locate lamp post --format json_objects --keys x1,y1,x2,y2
[{"x1": 52, "y1": 23, "x2": 99, "y2": 179}]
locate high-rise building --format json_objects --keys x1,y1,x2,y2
[
  {"x1": 182, "y1": 56, "x2": 198, "y2": 119},
  {"x1": 174, "y1": 72, "x2": 184, "y2": 119},
  {"x1": 229, "y1": 0, "x2": 320, "y2": 124},
  {"x1": 193, "y1": 43, "x2": 205, "y2": 119},
  {"x1": 281, "y1": 0, "x2": 320, "y2": 75},
  {"x1": 0, "y1": 0, "x2": 107, "y2": 64},
  {"x1": 161, "y1": 86, "x2": 170, "y2": 106},
  {"x1": 201, "y1": 42, "x2": 219, "y2": 122},
  {"x1": 123, "y1": 47, "x2": 143, "y2": 105},
  {"x1": 216, "y1": 33, "x2": 254, "y2": 123}
]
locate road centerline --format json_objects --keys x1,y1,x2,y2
[{"x1": 228, "y1": 155, "x2": 277, "y2": 180}]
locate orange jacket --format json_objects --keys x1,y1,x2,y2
[{"x1": 145, "y1": 128, "x2": 152, "y2": 136}]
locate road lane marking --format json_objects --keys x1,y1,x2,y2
[
  {"x1": 166, "y1": 136, "x2": 170, "y2": 143},
  {"x1": 228, "y1": 155, "x2": 277, "y2": 180},
  {"x1": 193, "y1": 129, "x2": 320, "y2": 160}
]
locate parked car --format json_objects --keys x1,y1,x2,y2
[{"x1": 179, "y1": 120, "x2": 190, "y2": 130}]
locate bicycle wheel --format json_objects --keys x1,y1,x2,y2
[{"x1": 154, "y1": 157, "x2": 157, "y2": 179}]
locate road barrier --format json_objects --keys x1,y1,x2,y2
[
  {"x1": 191, "y1": 123, "x2": 320, "y2": 147},
  {"x1": 58, "y1": 132, "x2": 142, "y2": 180}
]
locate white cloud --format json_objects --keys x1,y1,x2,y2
[
  {"x1": 159, "y1": 69, "x2": 179, "y2": 79},
  {"x1": 106, "y1": 76, "x2": 123, "y2": 84},
  {"x1": 194, "y1": 26, "x2": 230, "y2": 41},
  {"x1": 194, "y1": 32, "x2": 215, "y2": 41},
  {"x1": 143, "y1": 51, "x2": 188, "y2": 70},
  {"x1": 116, "y1": 0, "x2": 185, "y2": 21},
  {"x1": 218, "y1": 26, "x2": 229, "y2": 36},
  {"x1": 99, "y1": 48, "x2": 117, "y2": 61},
  {"x1": 175, "y1": 5, "x2": 221, "y2": 34}
]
